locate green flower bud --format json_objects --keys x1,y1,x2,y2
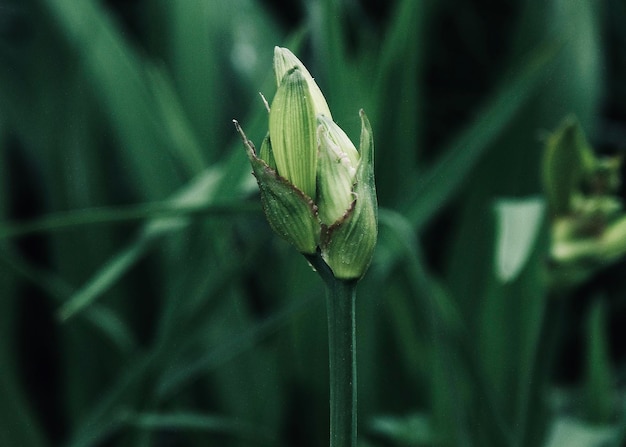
[
  {"x1": 543, "y1": 116, "x2": 626, "y2": 288},
  {"x1": 235, "y1": 48, "x2": 377, "y2": 280}
]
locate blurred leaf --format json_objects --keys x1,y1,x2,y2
[
  {"x1": 377, "y1": 210, "x2": 481, "y2": 447},
  {"x1": 156, "y1": 288, "x2": 314, "y2": 398},
  {"x1": 477, "y1": 200, "x2": 551, "y2": 446},
  {"x1": 121, "y1": 411, "x2": 277, "y2": 445},
  {"x1": 64, "y1": 354, "x2": 155, "y2": 447},
  {"x1": 584, "y1": 298, "x2": 615, "y2": 424},
  {"x1": 144, "y1": 65, "x2": 209, "y2": 172},
  {"x1": 56, "y1": 230, "x2": 154, "y2": 322},
  {"x1": 0, "y1": 201, "x2": 258, "y2": 240},
  {"x1": 511, "y1": 0, "x2": 604, "y2": 129},
  {"x1": 158, "y1": 0, "x2": 222, "y2": 154},
  {"x1": 83, "y1": 305, "x2": 137, "y2": 355},
  {"x1": 494, "y1": 197, "x2": 546, "y2": 283},
  {"x1": 369, "y1": 413, "x2": 434, "y2": 446},
  {"x1": 41, "y1": 0, "x2": 200, "y2": 197},
  {"x1": 377, "y1": 209, "x2": 465, "y2": 338},
  {"x1": 544, "y1": 417, "x2": 618, "y2": 447},
  {"x1": 0, "y1": 246, "x2": 74, "y2": 301},
  {"x1": 57, "y1": 159, "x2": 248, "y2": 321},
  {"x1": 369, "y1": 0, "x2": 428, "y2": 201},
  {"x1": 404, "y1": 40, "x2": 561, "y2": 229}
]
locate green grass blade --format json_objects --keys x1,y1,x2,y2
[
  {"x1": 0, "y1": 201, "x2": 258, "y2": 240},
  {"x1": 157, "y1": 291, "x2": 315, "y2": 398},
  {"x1": 121, "y1": 411, "x2": 277, "y2": 446},
  {"x1": 0, "y1": 247, "x2": 74, "y2": 301},
  {"x1": 55, "y1": 161, "x2": 245, "y2": 321},
  {"x1": 56, "y1": 232, "x2": 152, "y2": 322},
  {"x1": 41, "y1": 0, "x2": 202, "y2": 197}
]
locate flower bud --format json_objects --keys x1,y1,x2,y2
[
  {"x1": 543, "y1": 116, "x2": 626, "y2": 288},
  {"x1": 235, "y1": 48, "x2": 378, "y2": 280}
]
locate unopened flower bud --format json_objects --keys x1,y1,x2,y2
[
  {"x1": 543, "y1": 116, "x2": 626, "y2": 288},
  {"x1": 235, "y1": 47, "x2": 377, "y2": 280}
]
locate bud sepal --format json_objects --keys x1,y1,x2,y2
[
  {"x1": 234, "y1": 121, "x2": 320, "y2": 254},
  {"x1": 321, "y1": 111, "x2": 378, "y2": 280}
]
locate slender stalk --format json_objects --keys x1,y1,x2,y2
[
  {"x1": 326, "y1": 278, "x2": 357, "y2": 447},
  {"x1": 305, "y1": 253, "x2": 358, "y2": 447}
]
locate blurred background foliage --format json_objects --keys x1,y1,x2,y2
[{"x1": 0, "y1": 0, "x2": 625, "y2": 446}]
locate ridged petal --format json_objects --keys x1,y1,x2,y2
[{"x1": 269, "y1": 67, "x2": 318, "y2": 199}]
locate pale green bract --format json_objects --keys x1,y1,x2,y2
[{"x1": 316, "y1": 115, "x2": 359, "y2": 225}]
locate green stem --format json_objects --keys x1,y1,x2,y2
[
  {"x1": 326, "y1": 278, "x2": 357, "y2": 447},
  {"x1": 305, "y1": 253, "x2": 358, "y2": 447}
]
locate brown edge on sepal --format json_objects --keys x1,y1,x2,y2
[
  {"x1": 256, "y1": 166, "x2": 320, "y2": 218},
  {"x1": 321, "y1": 197, "x2": 357, "y2": 247},
  {"x1": 233, "y1": 119, "x2": 321, "y2": 254},
  {"x1": 233, "y1": 120, "x2": 316, "y2": 207},
  {"x1": 319, "y1": 109, "x2": 377, "y2": 280},
  {"x1": 254, "y1": 166, "x2": 321, "y2": 254}
]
